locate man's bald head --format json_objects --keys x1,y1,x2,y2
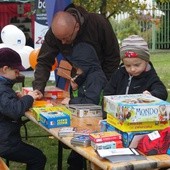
[{"x1": 51, "y1": 11, "x2": 79, "y2": 44}]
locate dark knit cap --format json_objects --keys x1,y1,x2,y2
[
  {"x1": 0, "y1": 47, "x2": 25, "y2": 71},
  {"x1": 120, "y1": 35, "x2": 150, "y2": 62}
]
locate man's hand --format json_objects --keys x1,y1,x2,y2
[{"x1": 61, "y1": 97, "x2": 70, "y2": 105}]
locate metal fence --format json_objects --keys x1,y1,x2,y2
[
  {"x1": 114, "y1": 1, "x2": 170, "y2": 50},
  {"x1": 155, "y1": 2, "x2": 170, "y2": 49}
]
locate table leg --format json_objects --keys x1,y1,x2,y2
[{"x1": 57, "y1": 141, "x2": 63, "y2": 170}]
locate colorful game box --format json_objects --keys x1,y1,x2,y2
[
  {"x1": 104, "y1": 94, "x2": 170, "y2": 123},
  {"x1": 32, "y1": 105, "x2": 72, "y2": 121},
  {"x1": 107, "y1": 113, "x2": 169, "y2": 132},
  {"x1": 71, "y1": 135, "x2": 91, "y2": 147},
  {"x1": 22, "y1": 86, "x2": 64, "y2": 99},
  {"x1": 58, "y1": 127, "x2": 77, "y2": 137},
  {"x1": 40, "y1": 111, "x2": 70, "y2": 129},
  {"x1": 115, "y1": 128, "x2": 152, "y2": 148},
  {"x1": 74, "y1": 129, "x2": 97, "y2": 137},
  {"x1": 91, "y1": 140, "x2": 123, "y2": 150},
  {"x1": 68, "y1": 104, "x2": 102, "y2": 117},
  {"x1": 89, "y1": 131, "x2": 122, "y2": 143},
  {"x1": 32, "y1": 100, "x2": 53, "y2": 107}
]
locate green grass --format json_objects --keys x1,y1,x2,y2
[
  {"x1": 5, "y1": 51, "x2": 170, "y2": 170},
  {"x1": 150, "y1": 51, "x2": 170, "y2": 101}
]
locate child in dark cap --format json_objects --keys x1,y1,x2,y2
[
  {"x1": 103, "y1": 35, "x2": 168, "y2": 119},
  {"x1": 0, "y1": 48, "x2": 46, "y2": 169}
]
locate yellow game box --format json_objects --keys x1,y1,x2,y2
[
  {"x1": 31, "y1": 105, "x2": 72, "y2": 121},
  {"x1": 104, "y1": 94, "x2": 170, "y2": 123},
  {"x1": 107, "y1": 113, "x2": 169, "y2": 132}
]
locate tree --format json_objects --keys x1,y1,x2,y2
[
  {"x1": 73, "y1": 0, "x2": 148, "y2": 19},
  {"x1": 156, "y1": 0, "x2": 170, "y2": 2}
]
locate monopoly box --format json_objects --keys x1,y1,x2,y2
[
  {"x1": 104, "y1": 94, "x2": 170, "y2": 123},
  {"x1": 22, "y1": 86, "x2": 64, "y2": 99},
  {"x1": 68, "y1": 104, "x2": 102, "y2": 117},
  {"x1": 39, "y1": 111, "x2": 70, "y2": 129},
  {"x1": 107, "y1": 113, "x2": 169, "y2": 132},
  {"x1": 32, "y1": 105, "x2": 72, "y2": 121}
]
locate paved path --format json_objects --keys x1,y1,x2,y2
[
  {"x1": 21, "y1": 71, "x2": 56, "y2": 81},
  {"x1": 21, "y1": 71, "x2": 34, "y2": 78}
]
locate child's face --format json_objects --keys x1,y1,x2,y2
[
  {"x1": 123, "y1": 57, "x2": 148, "y2": 76},
  {"x1": 0, "y1": 66, "x2": 20, "y2": 80}
]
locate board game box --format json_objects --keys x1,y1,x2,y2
[
  {"x1": 104, "y1": 94, "x2": 170, "y2": 123},
  {"x1": 91, "y1": 140, "x2": 123, "y2": 150},
  {"x1": 74, "y1": 129, "x2": 97, "y2": 137},
  {"x1": 40, "y1": 111, "x2": 70, "y2": 129},
  {"x1": 71, "y1": 135, "x2": 91, "y2": 147},
  {"x1": 68, "y1": 104, "x2": 102, "y2": 117},
  {"x1": 32, "y1": 105, "x2": 72, "y2": 121},
  {"x1": 58, "y1": 127, "x2": 77, "y2": 137},
  {"x1": 107, "y1": 113, "x2": 169, "y2": 132},
  {"x1": 89, "y1": 131, "x2": 122, "y2": 143}
]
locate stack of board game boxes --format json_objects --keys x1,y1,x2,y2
[
  {"x1": 23, "y1": 86, "x2": 72, "y2": 129},
  {"x1": 58, "y1": 127, "x2": 95, "y2": 147},
  {"x1": 103, "y1": 94, "x2": 170, "y2": 147},
  {"x1": 89, "y1": 131, "x2": 123, "y2": 150},
  {"x1": 31, "y1": 105, "x2": 72, "y2": 129}
]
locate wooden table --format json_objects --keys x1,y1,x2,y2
[{"x1": 25, "y1": 111, "x2": 170, "y2": 170}]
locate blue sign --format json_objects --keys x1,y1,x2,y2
[{"x1": 45, "y1": 0, "x2": 72, "y2": 90}]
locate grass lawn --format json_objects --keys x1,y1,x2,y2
[{"x1": 5, "y1": 51, "x2": 170, "y2": 170}]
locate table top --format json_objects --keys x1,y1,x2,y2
[{"x1": 25, "y1": 111, "x2": 170, "y2": 170}]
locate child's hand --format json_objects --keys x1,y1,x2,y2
[
  {"x1": 143, "y1": 90, "x2": 151, "y2": 95},
  {"x1": 16, "y1": 91, "x2": 23, "y2": 98},
  {"x1": 70, "y1": 80, "x2": 78, "y2": 91},
  {"x1": 61, "y1": 97, "x2": 70, "y2": 105},
  {"x1": 27, "y1": 90, "x2": 43, "y2": 100}
]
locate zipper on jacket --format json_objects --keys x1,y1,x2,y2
[{"x1": 125, "y1": 75, "x2": 133, "y2": 94}]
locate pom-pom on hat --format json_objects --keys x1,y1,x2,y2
[
  {"x1": 0, "y1": 47, "x2": 25, "y2": 71},
  {"x1": 120, "y1": 35, "x2": 150, "y2": 62}
]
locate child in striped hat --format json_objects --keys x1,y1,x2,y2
[{"x1": 103, "y1": 35, "x2": 167, "y2": 119}]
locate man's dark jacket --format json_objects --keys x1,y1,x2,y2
[
  {"x1": 0, "y1": 77, "x2": 33, "y2": 155},
  {"x1": 33, "y1": 3, "x2": 120, "y2": 93}
]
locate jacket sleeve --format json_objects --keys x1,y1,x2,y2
[
  {"x1": 148, "y1": 75, "x2": 168, "y2": 101},
  {"x1": 0, "y1": 91, "x2": 34, "y2": 120},
  {"x1": 32, "y1": 28, "x2": 59, "y2": 94},
  {"x1": 98, "y1": 16, "x2": 120, "y2": 80},
  {"x1": 103, "y1": 70, "x2": 119, "y2": 96},
  {"x1": 69, "y1": 76, "x2": 106, "y2": 105}
]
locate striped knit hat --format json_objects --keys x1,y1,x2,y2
[{"x1": 120, "y1": 35, "x2": 150, "y2": 62}]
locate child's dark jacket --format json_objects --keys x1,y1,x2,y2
[
  {"x1": 67, "y1": 43, "x2": 108, "y2": 104},
  {"x1": 0, "y1": 77, "x2": 34, "y2": 155},
  {"x1": 104, "y1": 63, "x2": 168, "y2": 100}
]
